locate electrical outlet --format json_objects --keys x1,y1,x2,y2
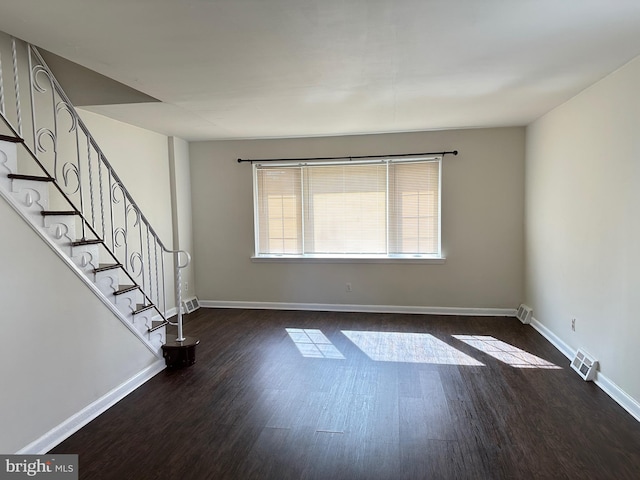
[
  {"x1": 184, "y1": 281, "x2": 189, "y2": 292},
  {"x1": 571, "y1": 318, "x2": 576, "y2": 331},
  {"x1": 346, "y1": 283, "x2": 352, "y2": 292}
]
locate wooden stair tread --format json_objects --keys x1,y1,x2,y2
[
  {"x1": 8, "y1": 173, "x2": 55, "y2": 182},
  {"x1": 94, "y1": 263, "x2": 122, "y2": 273},
  {"x1": 0, "y1": 134, "x2": 24, "y2": 143},
  {"x1": 149, "y1": 320, "x2": 168, "y2": 332},
  {"x1": 71, "y1": 238, "x2": 103, "y2": 246},
  {"x1": 133, "y1": 304, "x2": 155, "y2": 315},
  {"x1": 41, "y1": 210, "x2": 80, "y2": 216},
  {"x1": 113, "y1": 285, "x2": 138, "y2": 296}
]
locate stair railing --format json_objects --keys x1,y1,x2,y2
[{"x1": 0, "y1": 34, "x2": 189, "y2": 339}]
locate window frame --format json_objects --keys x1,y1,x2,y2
[{"x1": 251, "y1": 156, "x2": 445, "y2": 263}]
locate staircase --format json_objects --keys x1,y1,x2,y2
[{"x1": 0, "y1": 34, "x2": 189, "y2": 356}]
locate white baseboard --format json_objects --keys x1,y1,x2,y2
[
  {"x1": 594, "y1": 375, "x2": 640, "y2": 423},
  {"x1": 200, "y1": 300, "x2": 517, "y2": 317},
  {"x1": 530, "y1": 316, "x2": 640, "y2": 423},
  {"x1": 529, "y1": 316, "x2": 574, "y2": 360},
  {"x1": 16, "y1": 359, "x2": 166, "y2": 454}
]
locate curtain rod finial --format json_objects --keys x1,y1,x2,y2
[{"x1": 452, "y1": 150, "x2": 458, "y2": 155}]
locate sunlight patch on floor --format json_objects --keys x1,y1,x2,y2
[
  {"x1": 341, "y1": 330, "x2": 484, "y2": 365},
  {"x1": 452, "y1": 335, "x2": 561, "y2": 369},
  {"x1": 286, "y1": 328, "x2": 345, "y2": 359}
]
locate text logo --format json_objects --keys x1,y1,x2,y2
[{"x1": 0, "y1": 455, "x2": 77, "y2": 479}]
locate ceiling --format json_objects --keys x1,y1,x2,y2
[{"x1": 1, "y1": 0, "x2": 640, "y2": 141}]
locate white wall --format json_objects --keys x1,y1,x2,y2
[
  {"x1": 190, "y1": 127, "x2": 525, "y2": 309},
  {"x1": 0, "y1": 198, "x2": 158, "y2": 453},
  {"x1": 526, "y1": 56, "x2": 640, "y2": 403}
]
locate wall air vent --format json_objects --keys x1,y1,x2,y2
[
  {"x1": 516, "y1": 304, "x2": 533, "y2": 324},
  {"x1": 182, "y1": 297, "x2": 200, "y2": 314},
  {"x1": 571, "y1": 349, "x2": 598, "y2": 381}
]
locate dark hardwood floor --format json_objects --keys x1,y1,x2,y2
[{"x1": 51, "y1": 309, "x2": 640, "y2": 479}]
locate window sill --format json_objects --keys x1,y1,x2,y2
[{"x1": 251, "y1": 254, "x2": 446, "y2": 264}]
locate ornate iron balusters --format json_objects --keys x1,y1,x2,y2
[{"x1": 0, "y1": 35, "x2": 190, "y2": 336}]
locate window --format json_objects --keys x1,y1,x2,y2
[{"x1": 253, "y1": 156, "x2": 442, "y2": 260}]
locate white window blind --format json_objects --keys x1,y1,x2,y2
[{"x1": 253, "y1": 157, "x2": 441, "y2": 258}]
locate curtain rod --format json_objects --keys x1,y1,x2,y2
[{"x1": 237, "y1": 150, "x2": 458, "y2": 164}]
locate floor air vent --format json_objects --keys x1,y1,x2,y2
[
  {"x1": 182, "y1": 297, "x2": 200, "y2": 314},
  {"x1": 571, "y1": 349, "x2": 598, "y2": 381},
  {"x1": 516, "y1": 304, "x2": 533, "y2": 324}
]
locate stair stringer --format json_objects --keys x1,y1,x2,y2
[
  {"x1": 0, "y1": 141, "x2": 17, "y2": 190},
  {"x1": 70, "y1": 243, "x2": 101, "y2": 276},
  {"x1": 0, "y1": 140, "x2": 164, "y2": 357},
  {"x1": 44, "y1": 214, "x2": 77, "y2": 257},
  {"x1": 94, "y1": 269, "x2": 120, "y2": 297}
]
